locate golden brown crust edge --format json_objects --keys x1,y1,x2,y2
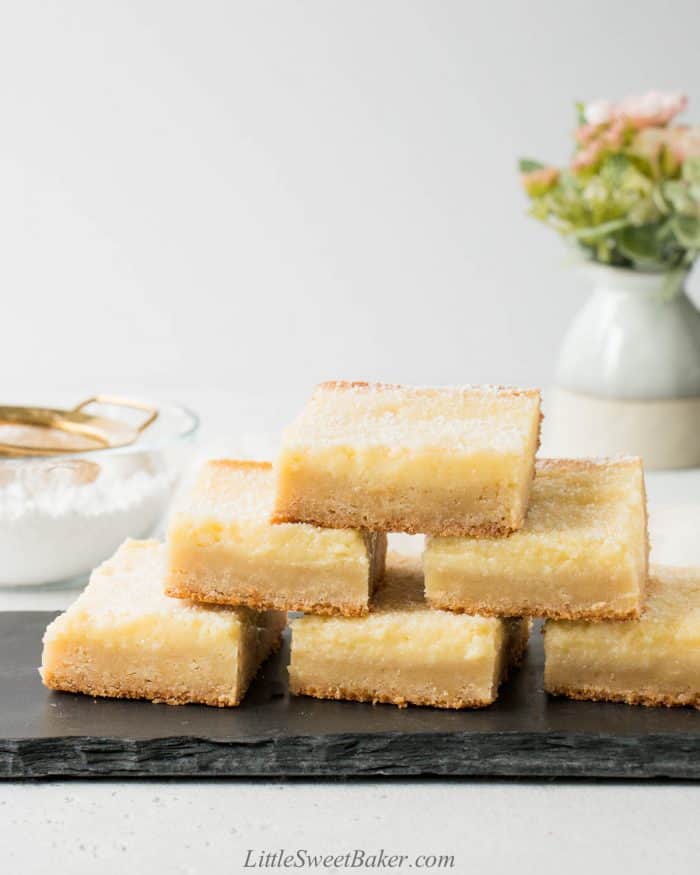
[
  {"x1": 165, "y1": 579, "x2": 370, "y2": 617},
  {"x1": 288, "y1": 682, "x2": 495, "y2": 710},
  {"x1": 546, "y1": 683, "x2": 700, "y2": 710},
  {"x1": 270, "y1": 508, "x2": 521, "y2": 538},
  {"x1": 41, "y1": 671, "x2": 245, "y2": 707},
  {"x1": 426, "y1": 596, "x2": 643, "y2": 622}
]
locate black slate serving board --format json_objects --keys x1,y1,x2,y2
[{"x1": 1, "y1": 611, "x2": 698, "y2": 779}]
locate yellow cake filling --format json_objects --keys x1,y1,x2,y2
[
  {"x1": 170, "y1": 460, "x2": 370, "y2": 567},
  {"x1": 424, "y1": 457, "x2": 647, "y2": 617},
  {"x1": 544, "y1": 565, "x2": 700, "y2": 707},
  {"x1": 290, "y1": 555, "x2": 530, "y2": 708},
  {"x1": 293, "y1": 610, "x2": 503, "y2": 667},
  {"x1": 546, "y1": 566, "x2": 700, "y2": 655}
]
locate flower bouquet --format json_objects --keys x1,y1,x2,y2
[
  {"x1": 522, "y1": 91, "x2": 700, "y2": 469},
  {"x1": 520, "y1": 91, "x2": 700, "y2": 289}
]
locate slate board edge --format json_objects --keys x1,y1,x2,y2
[{"x1": 2, "y1": 731, "x2": 699, "y2": 779}]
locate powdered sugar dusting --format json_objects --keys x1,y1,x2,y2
[{"x1": 284, "y1": 381, "x2": 541, "y2": 453}]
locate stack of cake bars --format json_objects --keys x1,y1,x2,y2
[{"x1": 41, "y1": 381, "x2": 700, "y2": 711}]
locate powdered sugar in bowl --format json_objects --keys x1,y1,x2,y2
[{"x1": 0, "y1": 398, "x2": 198, "y2": 586}]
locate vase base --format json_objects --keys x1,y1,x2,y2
[{"x1": 543, "y1": 388, "x2": 700, "y2": 470}]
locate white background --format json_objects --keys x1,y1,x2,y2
[
  {"x1": 2, "y1": 3, "x2": 700, "y2": 873},
  {"x1": 3, "y1": 0, "x2": 700, "y2": 410}
]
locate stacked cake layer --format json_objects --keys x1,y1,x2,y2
[
  {"x1": 167, "y1": 459, "x2": 387, "y2": 617},
  {"x1": 424, "y1": 457, "x2": 648, "y2": 620},
  {"x1": 40, "y1": 379, "x2": 699, "y2": 711},
  {"x1": 41, "y1": 540, "x2": 286, "y2": 707},
  {"x1": 289, "y1": 555, "x2": 529, "y2": 709},
  {"x1": 544, "y1": 565, "x2": 700, "y2": 708},
  {"x1": 273, "y1": 381, "x2": 542, "y2": 536}
]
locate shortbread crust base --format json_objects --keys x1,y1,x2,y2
[
  {"x1": 426, "y1": 594, "x2": 642, "y2": 621},
  {"x1": 546, "y1": 684, "x2": 700, "y2": 710},
  {"x1": 291, "y1": 681, "x2": 495, "y2": 710},
  {"x1": 272, "y1": 504, "x2": 522, "y2": 538},
  {"x1": 167, "y1": 578, "x2": 371, "y2": 618}
]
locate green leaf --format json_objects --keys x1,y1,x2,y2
[
  {"x1": 518, "y1": 158, "x2": 545, "y2": 173},
  {"x1": 615, "y1": 224, "x2": 664, "y2": 263},
  {"x1": 574, "y1": 218, "x2": 629, "y2": 242},
  {"x1": 601, "y1": 153, "x2": 631, "y2": 182},
  {"x1": 682, "y1": 156, "x2": 700, "y2": 185},
  {"x1": 671, "y1": 214, "x2": 700, "y2": 248},
  {"x1": 655, "y1": 217, "x2": 676, "y2": 242},
  {"x1": 627, "y1": 198, "x2": 660, "y2": 225},
  {"x1": 652, "y1": 186, "x2": 671, "y2": 215},
  {"x1": 575, "y1": 101, "x2": 586, "y2": 125},
  {"x1": 663, "y1": 180, "x2": 696, "y2": 215}
]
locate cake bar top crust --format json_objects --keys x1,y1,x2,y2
[
  {"x1": 174, "y1": 459, "x2": 371, "y2": 558},
  {"x1": 182, "y1": 459, "x2": 278, "y2": 522},
  {"x1": 282, "y1": 381, "x2": 542, "y2": 455},
  {"x1": 428, "y1": 456, "x2": 647, "y2": 560},
  {"x1": 45, "y1": 539, "x2": 264, "y2": 640}
]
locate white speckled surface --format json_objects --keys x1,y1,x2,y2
[{"x1": 1, "y1": 780, "x2": 699, "y2": 875}]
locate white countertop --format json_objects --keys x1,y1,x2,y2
[
  {"x1": 2, "y1": 459, "x2": 699, "y2": 874},
  {"x1": 4, "y1": 780, "x2": 699, "y2": 875}
]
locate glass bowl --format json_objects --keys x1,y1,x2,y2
[{"x1": 0, "y1": 400, "x2": 199, "y2": 587}]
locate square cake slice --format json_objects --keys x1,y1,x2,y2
[
  {"x1": 424, "y1": 457, "x2": 648, "y2": 620},
  {"x1": 41, "y1": 540, "x2": 286, "y2": 707},
  {"x1": 167, "y1": 460, "x2": 386, "y2": 616},
  {"x1": 289, "y1": 554, "x2": 530, "y2": 709},
  {"x1": 273, "y1": 381, "x2": 542, "y2": 537},
  {"x1": 544, "y1": 565, "x2": 700, "y2": 708}
]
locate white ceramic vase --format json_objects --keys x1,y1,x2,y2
[{"x1": 547, "y1": 263, "x2": 700, "y2": 469}]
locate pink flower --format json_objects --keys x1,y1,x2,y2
[
  {"x1": 667, "y1": 126, "x2": 700, "y2": 163},
  {"x1": 630, "y1": 127, "x2": 668, "y2": 171},
  {"x1": 614, "y1": 90, "x2": 687, "y2": 129},
  {"x1": 631, "y1": 125, "x2": 700, "y2": 174},
  {"x1": 571, "y1": 140, "x2": 604, "y2": 171},
  {"x1": 584, "y1": 99, "x2": 614, "y2": 127},
  {"x1": 575, "y1": 123, "x2": 599, "y2": 145},
  {"x1": 521, "y1": 166, "x2": 559, "y2": 196},
  {"x1": 602, "y1": 118, "x2": 626, "y2": 149}
]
